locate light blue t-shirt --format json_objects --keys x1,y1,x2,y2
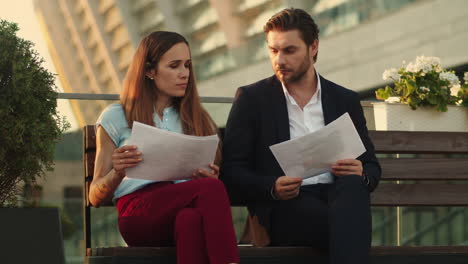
[{"x1": 96, "y1": 103, "x2": 187, "y2": 202}]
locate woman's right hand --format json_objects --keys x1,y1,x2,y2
[{"x1": 112, "y1": 145, "x2": 143, "y2": 177}]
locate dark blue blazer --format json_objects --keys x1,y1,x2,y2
[{"x1": 220, "y1": 74, "x2": 381, "y2": 228}]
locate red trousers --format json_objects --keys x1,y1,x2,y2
[{"x1": 117, "y1": 177, "x2": 239, "y2": 264}]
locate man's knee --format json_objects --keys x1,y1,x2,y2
[
  {"x1": 331, "y1": 175, "x2": 370, "y2": 207},
  {"x1": 335, "y1": 174, "x2": 367, "y2": 190}
]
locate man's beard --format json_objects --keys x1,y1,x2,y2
[{"x1": 276, "y1": 52, "x2": 311, "y2": 84}]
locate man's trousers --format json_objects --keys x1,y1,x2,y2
[{"x1": 270, "y1": 174, "x2": 372, "y2": 264}]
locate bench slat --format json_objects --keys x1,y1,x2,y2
[
  {"x1": 85, "y1": 125, "x2": 96, "y2": 151},
  {"x1": 371, "y1": 184, "x2": 468, "y2": 206},
  {"x1": 85, "y1": 152, "x2": 95, "y2": 179},
  {"x1": 380, "y1": 158, "x2": 468, "y2": 180},
  {"x1": 85, "y1": 127, "x2": 468, "y2": 154},
  {"x1": 369, "y1": 131, "x2": 468, "y2": 154},
  {"x1": 88, "y1": 246, "x2": 468, "y2": 256}
]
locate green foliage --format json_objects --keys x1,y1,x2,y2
[
  {"x1": 376, "y1": 56, "x2": 466, "y2": 112},
  {"x1": 0, "y1": 20, "x2": 69, "y2": 206},
  {"x1": 459, "y1": 73, "x2": 468, "y2": 108}
]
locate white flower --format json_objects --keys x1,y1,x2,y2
[
  {"x1": 382, "y1": 68, "x2": 400, "y2": 81},
  {"x1": 416, "y1": 56, "x2": 441, "y2": 72},
  {"x1": 464, "y1": 72, "x2": 468, "y2": 82},
  {"x1": 385, "y1": 96, "x2": 400, "y2": 103},
  {"x1": 439, "y1": 72, "x2": 460, "y2": 86},
  {"x1": 451, "y1": 85, "x2": 461, "y2": 96},
  {"x1": 420, "y1": 86, "x2": 430, "y2": 92},
  {"x1": 405, "y1": 56, "x2": 441, "y2": 73},
  {"x1": 405, "y1": 62, "x2": 418, "y2": 73}
]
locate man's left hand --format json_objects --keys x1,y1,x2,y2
[{"x1": 331, "y1": 159, "x2": 363, "y2": 176}]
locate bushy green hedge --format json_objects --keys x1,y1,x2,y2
[{"x1": 0, "y1": 20, "x2": 69, "y2": 206}]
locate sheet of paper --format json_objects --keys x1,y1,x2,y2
[
  {"x1": 269, "y1": 112, "x2": 366, "y2": 179},
  {"x1": 125, "y1": 121, "x2": 219, "y2": 181}
]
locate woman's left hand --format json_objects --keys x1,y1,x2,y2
[{"x1": 192, "y1": 163, "x2": 219, "y2": 179}]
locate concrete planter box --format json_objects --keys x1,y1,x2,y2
[
  {"x1": 0, "y1": 207, "x2": 65, "y2": 264},
  {"x1": 372, "y1": 102, "x2": 468, "y2": 132}
]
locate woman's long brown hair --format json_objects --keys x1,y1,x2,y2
[{"x1": 120, "y1": 31, "x2": 221, "y2": 164}]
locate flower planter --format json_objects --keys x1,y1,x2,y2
[{"x1": 372, "y1": 102, "x2": 468, "y2": 132}]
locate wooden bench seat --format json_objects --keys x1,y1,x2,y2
[
  {"x1": 83, "y1": 126, "x2": 468, "y2": 264},
  {"x1": 86, "y1": 246, "x2": 468, "y2": 264}
]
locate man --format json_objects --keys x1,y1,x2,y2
[{"x1": 220, "y1": 8, "x2": 381, "y2": 264}]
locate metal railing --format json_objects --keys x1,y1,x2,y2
[{"x1": 57, "y1": 93, "x2": 234, "y2": 103}]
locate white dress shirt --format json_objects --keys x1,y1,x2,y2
[{"x1": 281, "y1": 70, "x2": 334, "y2": 186}]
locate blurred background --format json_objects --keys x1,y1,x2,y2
[{"x1": 1, "y1": 0, "x2": 468, "y2": 263}]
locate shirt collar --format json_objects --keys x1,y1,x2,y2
[{"x1": 281, "y1": 69, "x2": 322, "y2": 107}]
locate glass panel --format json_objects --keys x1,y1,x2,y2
[
  {"x1": 371, "y1": 206, "x2": 398, "y2": 246},
  {"x1": 231, "y1": 207, "x2": 249, "y2": 241},
  {"x1": 311, "y1": 0, "x2": 421, "y2": 37},
  {"x1": 202, "y1": 102, "x2": 233, "y2": 128},
  {"x1": 90, "y1": 207, "x2": 126, "y2": 247},
  {"x1": 401, "y1": 207, "x2": 468, "y2": 246}
]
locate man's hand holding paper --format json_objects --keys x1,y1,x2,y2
[
  {"x1": 125, "y1": 121, "x2": 220, "y2": 181},
  {"x1": 269, "y1": 113, "x2": 366, "y2": 179},
  {"x1": 331, "y1": 159, "x2": 363, "y2": 177}
]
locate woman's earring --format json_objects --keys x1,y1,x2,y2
[{"x1": 147, "y1": 75, "x2": 154, "y2": 80}]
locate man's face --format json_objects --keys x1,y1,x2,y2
[{"x1": 266, "y1": 29, "x2": 318, "y2": 84}]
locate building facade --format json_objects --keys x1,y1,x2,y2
[{"x1": 33, "y1": 0, "x2": 468, "y2": 126}]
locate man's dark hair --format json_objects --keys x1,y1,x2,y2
[{"x1": 263, "y1": 8, "x2": 320, "y2": 62}]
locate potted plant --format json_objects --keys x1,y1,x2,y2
[
  {"x1": 374, "y1": 56, "x2": 468, "y2": 131},
  {"x1": 0, "y1": 19, "x2": 69, "y2": 206},
  {"x1": 459, "y1": 72, "x2": 468, "y2": 107}
]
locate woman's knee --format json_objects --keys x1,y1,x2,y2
[
  {"x1": 197, "y1": 177, "x2": 226, "y2": 192},
  {"x1": 175, "y1": 208, "x2": 202, "y2": 228}
]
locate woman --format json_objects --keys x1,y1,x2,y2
[{"x1": 89, "y1": 31, "x2": 239, "y2": 264}]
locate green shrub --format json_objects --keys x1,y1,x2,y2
[{"x1": 0, "y1": 20, "x2": 69, "y2": 206}]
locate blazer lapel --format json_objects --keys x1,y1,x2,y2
[
  {"x1": 320, "y1": 75, "x2": 337, "y2": 125},
  {"x1": 269, "y1": 76, "x2": 290, "y2": 142}
]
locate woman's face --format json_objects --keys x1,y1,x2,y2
[{"x1": 149, "y1": 42, "x2": 191, "y2": 99}]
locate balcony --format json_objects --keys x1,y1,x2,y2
[
  {"x1": 103, "y1": 7, "x2": 122, "y2": 33},
  {"x1": 140, "y1": 14, "x2": 164, "y2": 35},
  {"x1": 185, "y1": 7, "x2": 218, "y2": 34},
  {"x1": 98, "y1": 0, "x2": 115, "y2": 14},
  {"x1": 110, "y1": 26, "x2": 130, "y2": 51},
  {"x1": 245, "y1": 7, "x2": 282, "y2": 37},
  {"x1": 177, "y1": 0, "x2": 206, "y2": 12},
  {"x1": 132, "y1": 0, "x2": 156, "y2": 13},
  {"x1": 196, "y1": 31, "x2": 227, "y2": 55},
  {"x1": 238, "y1": 0, "x2": 272, "y2": 13}
]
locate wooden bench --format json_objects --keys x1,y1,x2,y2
[{"x1": 83, "y1": 125, "x2": 468, "y2": 264}]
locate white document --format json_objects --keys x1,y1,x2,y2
[
  {"x1": 125, "y1": 121, "x2": 219, "y2": 181},
  {"x1": 269, "y1": 112, "x2": 366, "y2": 179}
]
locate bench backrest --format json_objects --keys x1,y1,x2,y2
[{"x1": 83, "y1": 126, "x2": 468, "y2": 248}]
